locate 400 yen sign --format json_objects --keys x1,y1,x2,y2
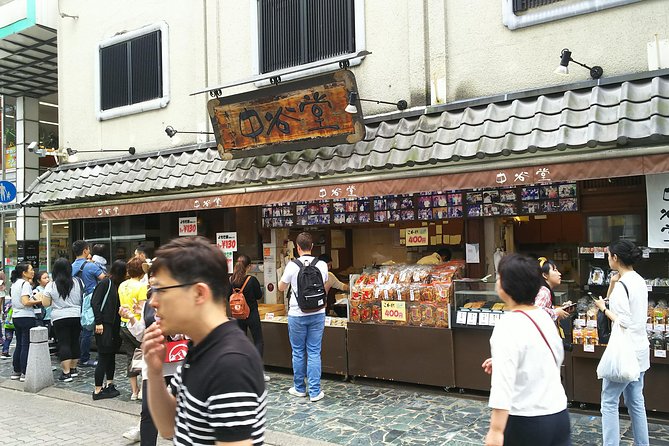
[{"x1": 381, "y1": 301, "x2": 406, "y2": 322}]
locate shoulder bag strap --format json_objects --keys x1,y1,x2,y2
[
  {"x1": 240, "y1": 276, "x2": 251, "y2": 293},
  {"x1": 76, "y1": 261, "x2": 86, "y2": 277},
  {"x1": 515, "y1": 310, "x2": 559, "y2": 366},
  {"x1": 101, "y1": 280, "x2": 112, "y2": 312},
  {"x1": 618, "y1": 280, "x2": 629, "y2": 298}
]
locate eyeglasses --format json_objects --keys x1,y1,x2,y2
[{"x1": 150, "y1": 282, "x2": 198, "y2": 295}]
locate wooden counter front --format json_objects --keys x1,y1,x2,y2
[
  {"x1": 347, "y1": 322, "x2": 455, "y2": 387},
  {"x1": 260, "y1": 321, "x2": 347, "y2": 376}
]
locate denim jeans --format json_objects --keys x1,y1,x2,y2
[
  {"x1": 287, "y1": 313, "x2": 325, "y2": 398},
  {"x1": 79, "y1": 327, "x2": 94, "y2": 363},
  {"x1": 12, "y1": 317, "x2": 36, "y2": 374},
  {"x1": 2, "y1": 328, "x2": 14, "y2": 353},
  {"x1": 601, "y1": 372, "x2": 649, "y2": 446}
]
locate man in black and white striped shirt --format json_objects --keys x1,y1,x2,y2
[{"x1": 142, "y1": 237, "x2": 267, "y2": 445}]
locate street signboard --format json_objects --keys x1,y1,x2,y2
[{"x1": 0, "y1": 181, "x2": 16, "y2": 203}]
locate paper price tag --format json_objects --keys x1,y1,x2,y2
[
  {"x1": 647, "y1": 284, "x2": 653, "y2": 292},
  {"x1": 586, "y1": 320, "x2": 598, "y2": 328},
  {"x1": 655, "y1": 324, "x2": 666, "y2": 332},
  {"x1": 478, "y1": 312, "x2": 490, "y2": 326},
  {"x1": 381, "y1": 301, "x2": 406, "y2": 322},
  {"x1": 466, "y1": 312, "x2": 478, "y2": 326},
  {"x1": 594, "y1": 252, "x2": 605, "y2": 259},
  {"x1": 324, "y1": 317, "x2": 332, "y2": 326},
  {"x1": 584, "y1": 344, "x2": 595, "y2": 353},
  {"x1": 264, "y1": 312, "x2": 275, "y2": 320},
  {"x1": 642, "y1": 249, "x2": 650, "y2": 259},
  {"x1": 456, "y1": 311, "x2": 467, "y2": 325},
  {"x1": 489, "y1": 314, "x2": 498, "y2": 326},
  {"x1": 654, "y1": 349, "x2": 667, "y2": 358}
]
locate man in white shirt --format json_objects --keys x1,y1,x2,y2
[{"x1": 278, "y1": 232, "x2": 329, "y2": 402}]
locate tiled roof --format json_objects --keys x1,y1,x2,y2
[{"x1": 24, "y1": 75, "x2": 669, "y2": 207}]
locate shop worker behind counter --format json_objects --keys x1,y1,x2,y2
[
  {"x1": 279, "y1": 232, "x2": 330, "y2": 402},
  {"x1": 142, "y1": 236, "x2": 266, "y2": 446},
  {"x1": 417, "y1": 247, "x2": 452, "y2": 265}
]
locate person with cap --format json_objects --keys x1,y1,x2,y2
[{"x1": 417, "y1": 247, "x2": 452, "y2": 265}]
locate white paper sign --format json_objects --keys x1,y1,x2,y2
[
  {"x1": 594, "y1": 252, "x2": 605, "y2": 259},
  {"x1": 478, "y1": 312, "x2": 490, "y2": 326},
  {"x1": 264, "y1": 312, "x2": 275, "y2": 320},
  {"x1": 456, "y1": 311, "x2": 467, "y2": 325},
  {"x1": 654, "y1": 349, "x2": 667, "y2": 358},
  {"x1": 263, "y1": 244, "x2": 277, "y2": 304},
  {"x1": 222, "y1": 250, "x2": 234, "y2": 273},
  {"x1": 216, "y1": 232, "x2": 237, "y2": 252},
  {"x1": 465, "y1": 243, "x2": 480, "y2": 264},
  {"x1": 646, "y1": 173, "x2": 669, "y2": 248},
  {"x1": 325, "y1": 317, "x2": 332, "y2": 326},
  {"x1": 466, "y1": 312, "x2": 478, "y2": 325},
  {"x1": 178, "y1": 217, "x2": 197, "y2": 236},
  {"x1": 584, "y1": 344, "x2": 595, "y2": 353}
]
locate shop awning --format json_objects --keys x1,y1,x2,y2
[{"x1": 23, "y1": 71, "x2": 669, "y2": 219}]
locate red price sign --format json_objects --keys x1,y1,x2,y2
[
  {"x1": 381, "y1": 301, "x2": 406, "y2": 322},
  {"x1": 178, "y1": 217, "x2": 197, "y2": 236},
  {"x1": 216, "y1": 232, "x2": 238, "y2": 252}
]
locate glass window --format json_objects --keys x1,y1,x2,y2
[
  {"x1": 587, "y1": 214, "x2": 643, "y2": 244},
  {"x1": 3, "y1": 214, "x2": 17, "y2": 277}
]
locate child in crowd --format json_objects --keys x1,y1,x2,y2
[
  {"x1": 92, "y1": 244, "x2": 108, "y2": 273},
  {"x1": 1, "y1": 303, "x2": 13, "y2": 359}
]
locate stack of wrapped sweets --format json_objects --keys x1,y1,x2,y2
[{"x1": 350, "y1": 261, "x2": 464, "y2": 328}]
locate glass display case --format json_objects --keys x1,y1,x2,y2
[{"x1": 452, "y1": 279, "x2": 568, "y2": 329}]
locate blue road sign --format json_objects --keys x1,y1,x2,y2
[{"x1": 0, "y1": 181, "x2": 17, "y2": 203}]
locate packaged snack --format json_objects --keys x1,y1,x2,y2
[
  {"x1": 408, "y1": 285, "x2": 422, "y2": 302},
  {"x1": 360, "y1": 303, "x2": 372, "y2": 323},
  {"x1": 434, "y1": 282, "x2": 452, "y2": 303},
  {"x1": 588, "y1": 267, "x2": 605, "y2": 286},
  {"x1": 420, "y1": 285, "x2": 436, "y2": 302},
  {"x1": 350, "y1": 303, "x2": 361, "y2": 322},
  {"x1": 371, "y1": 303, "x2": 382, "y2": 323},
  {"x1": 421, "y1": 303, "x2": 437, "y2": 327},
  {"x1": 396, "y1": 285, "x2": 410, "y2": 302},
  {"x1": 408, "y1": 302, "x2": 422, "y2": 326},
  {"x1": 435, "y1": 304, "x2": 449, "y2": 328}
]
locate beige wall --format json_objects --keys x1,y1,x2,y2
[
  {"x1": 441, "y1": 0, "x2": 669, "y2": 102},
  {"x1": 352, "y1": 227, "x2": 412, "y2": 267}
]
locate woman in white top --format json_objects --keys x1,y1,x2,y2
[
  {"x1": 43, "y1": 258, "x2": 84, "y2": 383},
  {"x1": 483, "y1": 253, "x2": 570, "y2": 446},
  {"x1": 9, "y1": 262, "x2": 46, "y2": 381},
  {"x1": 593, "y1": 240, "x2": 649, "y2": 446}
]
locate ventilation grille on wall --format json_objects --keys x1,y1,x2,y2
[{"x1": 513, "y1": 0, "x2": 566, "y2": 14}]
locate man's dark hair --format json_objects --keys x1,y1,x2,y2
[
  {"x1": 92, "y1": 244, "x2": 106, "y2": 257},
  {"x1": 72, "y1": 240, "x2": 89, "y2": 257},
  {"x1": 109, "y1": 260, "x2": 127, "y2": 287},
  {"x1": 498, "y1": 253, "x2": 541, "y2": 305},
  {"x1": 152, "y1": 236, "x2": 230, "y2": 303},
  {"x1": 135, "y1": 243, "x2": 153, "y2": 258},
  {"x1": 437, "y1": 248, "x2": 452, "y2": 262},
  {"x1": 296, "y1": 232, "x2": 313, "y2": 252}
]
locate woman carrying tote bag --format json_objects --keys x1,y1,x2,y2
[{"x1": 593, "y1": 240, "x2": 649, "y2": 446}]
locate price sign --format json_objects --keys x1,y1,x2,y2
[
  {"x1": 584, "y1": 344, "x2": 595, "y2": 353},
  {"x1": 325, "y1": 316, "x2": 332, "y2": 326},
  {"x1": 594, "y1": 252, "x2": 605, "y2": 259},
  {"x1": 264, "y1": 312, "x2": 275, "y2": 320},
  {"x1": 178, "y1": 217, "x2": 197, "y2": 236},
  {"x1": 466, "y1": 312, "x2": 478, "y2": 326},
  {"x1": 381, "y1": 301, "x2": 406, "y2": 322},
  {"x1": 647, "y1": 284, "x2": 653, "y2": 292},
  {"x1": 642, "y1": 249, "x2": 650, "y2": 259},
  {"x1": 405, "y1": 227, "x2": 429, "y2": 247},
  {"x1": 478, "y1": 312, "x2": 490, "y2": 326},
  {"x1": 216, "y1": 232, "x2": 238, "y2": 251},
  {"x1": 456, "y1": 311, "x2": 467, "y2": 325},
  {"x1": 654, "y1": 349, "x2": 667, "y2": 358}
]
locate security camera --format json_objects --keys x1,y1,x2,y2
[{"x1": 27, "y1": 142, "x2": 38, "y2": 152}]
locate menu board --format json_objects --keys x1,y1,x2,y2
[{"x1": 261, "y1": 182, "x2": 578, "y2": 228}]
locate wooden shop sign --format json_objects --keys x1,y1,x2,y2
[{"x1": 207, "y1": 70, "x2": 364, "y2": 157}]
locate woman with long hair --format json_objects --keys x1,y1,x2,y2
[
  {"x1": 230, "y1": 254, "x2": 268, "y2": 382},
  {"x1": 534, "y1": 258, "x2": 569, "y2": 321},
  {"x1": 92, "y1": 260, "x2": 126, "y2": 400},
  {"x1": 10, "y1": 262, "x2": 45, "y2": 381},
  {"x1": 594, "y1": 240, "x2": 649, "y2": 446},
  {"x1": 43, "y1": 258, "x2": 83, "y2": 382}
]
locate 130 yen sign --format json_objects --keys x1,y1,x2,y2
[{"x1": 178, "y1": 217, "x2": 197, "y2": 237}]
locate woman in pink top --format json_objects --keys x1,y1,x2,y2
[{"x1": 534, "y1": 257, "x2": 569, "y2": 321}]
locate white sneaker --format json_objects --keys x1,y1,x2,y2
[
  {"x1": 310, "y1": 391, "x2": 325, "y2": 402},
  {"x1": 137, "y1": 388, "x2": 142, "y2": 400},
  {"x1": 264, "y1": 374, "x2": 271, "y2": 382},
  {"x1": 130, "y1": 393, "x2": 138, "y2": 401},
  {"x1": 288, "y1": 387, "x2": 306, "y2": 397},
  {"x1": 122, "y1": 426, "x2": 141, "y2": 442}
]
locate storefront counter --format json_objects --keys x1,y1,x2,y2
[
  {"x1": 260, "y1": 319, "x2": 348, "y2": 376},
  {"x1": 347, "y1": 322, "x2": 455, "y2": 387}
]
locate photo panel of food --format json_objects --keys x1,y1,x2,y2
[
  {"x1": 559, "y1": 183, "x2": 577, "y2": 198},
  {"x1": 448, "y1": 193, "x2": 463, "y2": 206},
  {"x1": 499, "y1": 188, "x2": 517, "y2": 202},
  {"x1": 520, "y1": 186, "x2": 540, "y2": 201}
]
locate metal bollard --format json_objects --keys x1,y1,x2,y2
[{"x1": 25, "y1": 326, "x2": 54, "y2": 392}]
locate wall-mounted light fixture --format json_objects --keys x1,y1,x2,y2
[
  {"x1": 554, "y1": 48, "x2": 603, "y2": 79},
  {"x1": 344, "y1": 91, "x2": 408, "y2": 114},
  {"x1": 66, "y1": 147, "x2": 136, "y2": 157},
  {"x1": 164, "y1": 125, "x2": 214, "y2": 138}
]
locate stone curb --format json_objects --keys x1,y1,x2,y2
[{"x1": 0, "y1": 378, "x2": 338, "y2": 446}]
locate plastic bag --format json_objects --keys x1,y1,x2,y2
[{"x1": 596, "y1": 323, "x2": 640, "y2": 383}]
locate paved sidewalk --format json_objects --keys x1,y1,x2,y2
[{"x1": 1, "y1": 349, "x2": 668, "y2": 445}]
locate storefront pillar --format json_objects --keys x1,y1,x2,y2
[{"x1": 15, "y1": 96, "x2": 41, "y2": 268}]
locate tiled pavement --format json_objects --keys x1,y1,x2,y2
[{"x1": 1, "y1": 348, "x2": 668, "y2": 445}]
